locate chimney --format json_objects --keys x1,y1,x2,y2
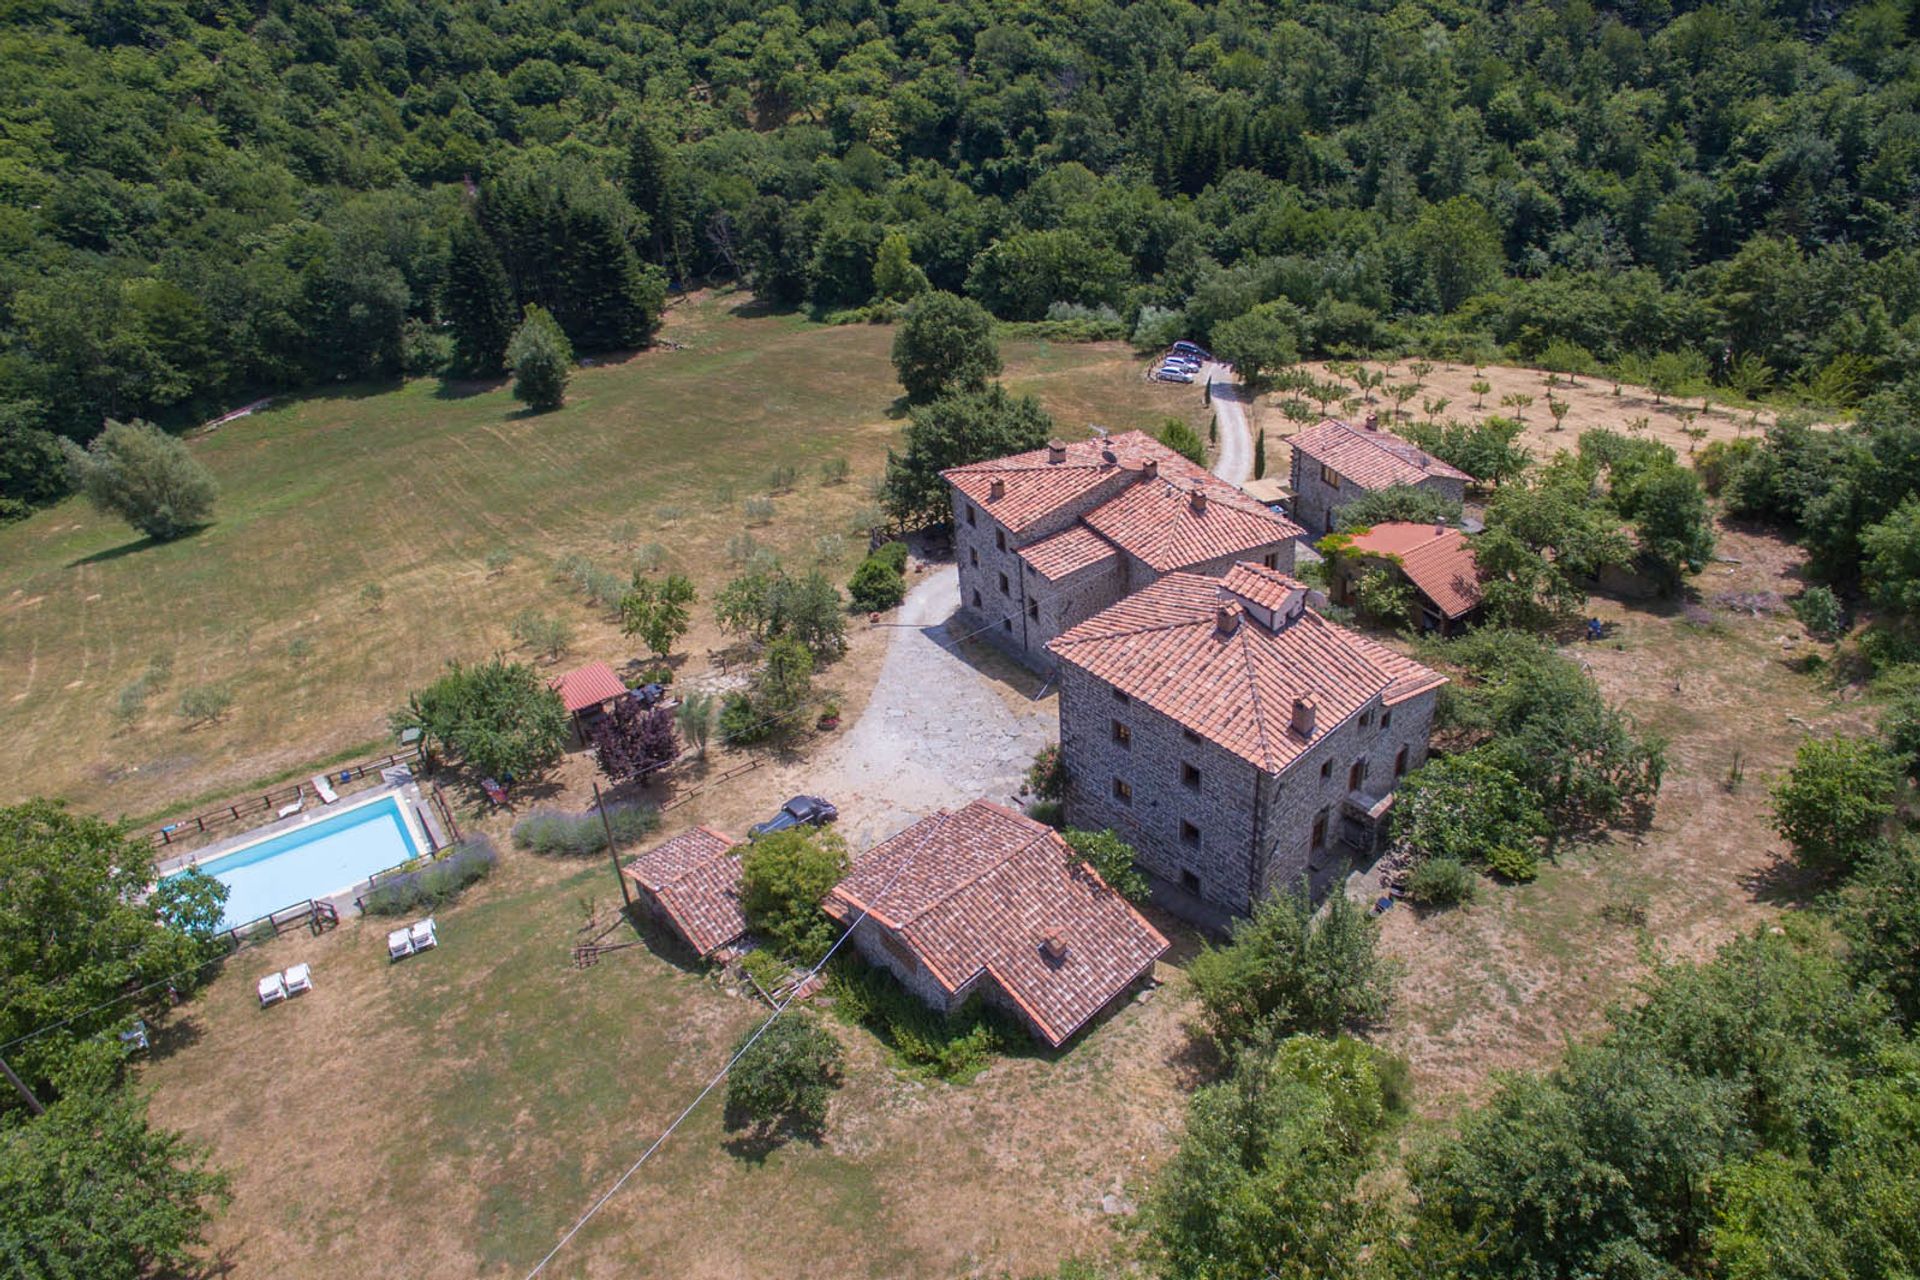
[
  {"x1": 1434, "y1": 521, "x2": 1447, "y2": 536},
  {"x1": 1141, "y1": 458, "x2": 1159, "y2": 480},
  {"x1": 989, "y1": 478, "x2": 1006, "y2": 501},
  {"x1": 1189, "y1": 487, "x2": 1208, "y2": 515},
  {"x1": 1291, "y1": 695, "x2": 1318, "y2": 739},
  {"x1": 1040, "y1": 934, "x2": 1069, "y2": 964},
  {"x1": 1364, "y1": 413, "x2": 1379, "y2": 431},
  {"x1": 1047, "y1": 440, "x2": 1066, "y2": 464},
  {"x1": 1216, "y1": 600, "x2": 1241, "y2": 636}
]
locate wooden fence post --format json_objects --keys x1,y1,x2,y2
[{"x1": 594, "y1": 782, "x2": 633, "y2": 909}]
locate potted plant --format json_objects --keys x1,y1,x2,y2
[{"x1": 817, "y1": 701, "x2": 842, "y2": 731}]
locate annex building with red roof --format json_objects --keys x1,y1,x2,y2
[
  {"x1": 824, "y1": 800, "x2": 1169, "y2": 1047},
  {"x1": 1047, "y1": 562, "x2": 1447, "y2": 921},
  {"x1": 621, "y1": 826, "x2": 748, "y2": 957},
  {"x1": 1286, "y1": 417, "x2": 1470, "y2": 535},
  {"x1": 943, "y1": 431, "x2": 1305, "y2": 672},
  {"x1": 1329, "y1": 521, "x2": 1484, "y2": 633}
]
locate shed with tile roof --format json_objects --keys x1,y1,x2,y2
[
  {"x1": 1286, "y1": 419, "x2": 1470, "y2": 536},
  {"x1": 1329, "y1": 522, "x2": 1483, "y2": 633},
  {"x1": 622, "y1": 826, "x2": 747, "y2": 957}
]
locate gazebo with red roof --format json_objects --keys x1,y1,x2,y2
[{"x1": 549, "y1": 660, "x2": 629, "y2": 731}]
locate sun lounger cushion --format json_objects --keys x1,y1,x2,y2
[
  {"x1": 387, "y1": 928, "x2": 414, "y2": 959},
  {"x1": 311, "y1": 774, "x2": 339, "y2": 804},
  {"x1": 284, "y1": 963, "x2": 312, "y2": 994},
  {"x1": 409, "y1": 919, "x2": 437, "y2": 949},
  {"x1": 258, "y1": 973, "x2": 287, "y2": 1005},
  {"x1": 277, "y1": 800, "x2": 303, "y2": 818}
]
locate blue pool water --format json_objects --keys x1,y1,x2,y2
[{"x1": 180, "y1": 795, "x2": 421, "y2": 928}]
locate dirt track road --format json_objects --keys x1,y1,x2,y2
[{"x1": 1205, "y1": 363, "x2": 1252, "y2": 484}]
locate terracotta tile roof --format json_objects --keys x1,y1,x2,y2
[
  {"x1": 825, "y1": 801, "x2": 1168, "y2": 1047},
  {"x1": 950, "y1": 429, "x2": 1303, "y2": 571},
  {"x1": 1290, "y1": 419, "x2": 1470, "y2": 489},
  {"x1": 1047, "y1": 565, "x2": 1447, "y2": 774},
  {"x1": 621, "y1": 826, "x2": 746, "y2": 956},
  {"x1": 550, "y1": 661, "x2": 628, "y2": 714},
  {"x1": 1343, "y1": 522, "x2": 1483, "y2": 619},
  {"x1": 943, "y1": 430, "x2": 1174, "y2": 534},
  {"x1": 1018, "y1": 524, "x2": 1122, "y2": 582}
]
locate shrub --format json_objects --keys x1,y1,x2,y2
[
  {"x1": 362, "y1": 836, "x2": 499, "y2": 915},
  {"x1": 811, "y1": 533, "x2": 846, "y2": 565},
  {"x1": 737, "y1": 947, "x2": 790, "y2": 994},
  {"x1": 819, "y1": 456, "x2": 850, "y2": 485},
  {"x1": 872, "y1": 540, "x2": 910, "y2": 573},
  {"x1": 632, "y1": 542, "x2": 667, "y2": 574},
  {"x1": 743, "y1": 496, "x2": 775, "y2": 525},
  {"x1": 1770, "y1": 734, "x2": 1903, "y2": 875},
  {"x1": 767, "y1": 464, "x2": 798, "y2": 493},
  {"x1": 1792, "y1": 585, "x2": 1845, "y2": 639},
  {"x1": 1405, "y1": 857, "x2": 1478, "y2": 907},
  {"x1": 1062, "y1": 829, "x2": 1151, "y2": 903},
  {"x1": 176, "y1": 685, "x2": 232, "y2": 726},
  {"x1": 741, "y1": 827, "x2": 849, "y2": 963},
  {"x1": 823, "y1": 959, "x2": 1009, "y2": 1080},
  {"x1": 1485, "y1": 845, "x2": 1541, "y2": 882},
  {"x1": 1188, "y1": 888, "x2": 1398, "y2": 1058},
  {"x1": 675, "y1": 690, "x2": 716, "y2": 756},
  {"x1": 484, "y1": 547, "x2": 513, "y2": 575},
  {"x1": 1027, "y1": 743, "x2": 1067, "y2": 801},
  {"x1": 507, "y1": 304, "x2": 572, "y2": 411},
  {"x1": 725, "y1": 1012, "x2": 843, "y2": 1139},
  {"x1": 61, "y1": 418, "x2": 217, "y2": 541},
  {"x1": 718, "y1": 690, "x2": 764, "y2": 746},
  {"x1": 1394, "y1": 751, "x2": 1549, "y2": 871},
  {"x1": 1158, "y1": 419, "x2": 1206, "y2": 466},
  {"x1": 511, "y1": 803, "x2": 660, "y2": 857},
  {"x1": 1026, "y1": 799, "x2": 1064, "y2": 828},
  {"x1": 847, "y1": 555, "x2": 906, "y2": 611}
]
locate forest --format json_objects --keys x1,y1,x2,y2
[{"x1": 5, "y1": 0, "x2": 1920, "y2": 516}]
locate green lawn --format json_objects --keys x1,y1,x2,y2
[{"x1": 0, "y1": 296, "x2": 1208, "y2": 822}]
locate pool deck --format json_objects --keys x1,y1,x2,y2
[{"x1": 156, "y1": 781, "x2": 431, "y2": 879}]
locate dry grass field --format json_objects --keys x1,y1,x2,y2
[{"x1": 0, "y1": 296, "x2": 1209, "y2": 825}]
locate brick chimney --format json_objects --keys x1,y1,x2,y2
[
  {"x1": 1291, "y1": 695, "x2": 1318, "y2": 738},
  {"x1": 1189, "y1": 487, "x2": 1208, "y2": 515},
  {"x1": 989, "y1": 478, "x2": 1006, "y2": 501},
  {"x1": 1215, "y1": 600, "x2": 1241, "y2": 636},
  {"x1": 1047, "y1": 440, "x2": 1067, "y2": 464},
  {"x1": 1040, "y1": 933, "x2": 1070, "y2": 963},
  {"x1": 1141, "y1": 458, "x2": 1158, "y2": 480},
  {"x1": 1434, "y1": 521, "x2": 1447, "y2": 536},
  {"x1": 1363, "y1": 413, "x2": 1379, "y2": 431}
]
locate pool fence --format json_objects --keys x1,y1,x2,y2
[{"x1": 145, "y1": 747, "x2": 425, "y2": 848}]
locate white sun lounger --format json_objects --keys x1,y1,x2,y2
[
  {"x1": 258, "y1": 972, "x2": 287, "y2": 1006},
  {"x1": 409, "y1": 918, "x2": 437, "y2": 952},
  {"x1": 283, "y1": 962, "x2": 313, "y2": 996},
  {"x1": 311, "y1": 774, "x2": 339, "y2": 804},
  {"x1": 387, "y1": 928, "x2": 414, "y2": 961},
  {"x1": 277, "y1": 792, "x2": 304, "y2": 819}
]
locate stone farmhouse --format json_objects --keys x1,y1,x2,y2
[
  {"x1": 1048, "y1": 562, "x2": 1447, "y2": 920},
  {"x1": 621, "y1": 826, "x2": 747, "y2": 958},
  {"x1": 1287, "y1": 417, "x2": 1471, "y2": 535},
  {"x1": 824, "y1": 800, "x2": 1168, "y2": 1047},
  {"x1": 943, "y1": 430, "x2": 1305, "y2": 672},
  {"x1": 1328, "y1": 521, "x2": 1483, "y2": 634}
]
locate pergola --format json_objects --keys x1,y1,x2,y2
[{"x1": 549, "y1": 661, "x2": 629, "y2": 733}]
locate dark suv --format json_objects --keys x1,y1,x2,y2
[{"x1": 749, "y1": 795, "x2": 839, "y2": 838}]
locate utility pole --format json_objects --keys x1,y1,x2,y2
[
  {"x1": 593, "y1": 782, "x2": 633, "y2": 909},
  {"x1": 0, "y1": 1053, "x2": 45, "y2": 1116}
]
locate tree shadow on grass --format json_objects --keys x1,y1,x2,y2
[
  {"x1": 1740, "y1": 852, "x2": 1831, "y2": 909},
  {"x1": 68, "y1": 524, "x2": 209, "y2": 568},
  {"x1": 434, "y1": 375, "x2": 507, "y2": 401},
  {"x1": 726, "y1": 295, "x2": 799, "y2": 320},
  {"x1": 720, "y1": 1110, "x2": 826, "y2": 1164},
  {"x1": 145, "y1": 1013, "x2": 206, "y2": 1063}
]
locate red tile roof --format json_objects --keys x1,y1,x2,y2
[
  {"x1": 949, "y1": 430, "x2": 1303, "y2": 572},
  {"x1": 550, "y1": 661, "x2": 629, "y2": 714},
  {"x1": 622, "y1": 826, "x2": 746, "y2": 956},
  {"x1": 1342, "y1": 522, "x2": 1483, "y2": 619},
  {"x1": 1048, "y1": 564, "x2": 1447, "y2": 774},
  {"x1": 1290, "y1": 419, "x2": 1470, "y2": 489},
  {"x1": 825, "y1": 801, "x2": 1168, "y2": 1047},
  {"x1": 1018, "y1": 524, "x2": 1122, "y2": 581}
]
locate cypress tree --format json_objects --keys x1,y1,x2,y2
[
  {"x1": 445, "y1": 216, "x2": 516, "y2": 376},
  {"x1": 1253, "y1": 428, "x2": 1267, "y2": 480},
  {"x1": 625, "y1": 126, "x2": 672, "y2": 265}
]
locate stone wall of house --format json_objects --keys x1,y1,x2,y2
[
  {"x1": 1253, "y1": 687, "x2": 1440, "y2": 902},
  {"x1": 952, "y1": 489, "x2": 1043, "y2": 663},
  {"x1": 845, "y1": 919, "x2": 974, "y2": 1013},
  {"x1": 1289, "y1": 451, "x2": 1469, "y2": 537},
  {"x1": 1025, "y1": 554, "x2": 1129, "y2": 667},
  {"x1": 1057, "y1": 663, "x2": 1265, "y2": 915}
]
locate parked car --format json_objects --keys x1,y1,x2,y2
[
  {"x1": 1171, "y1": 341, "x2": 1211, "y2": 358},
  {"x1": 749, "y1": 795, "x2": 839, "y2": 838},
  {"x1": 1159, "y1": 367, "x2": 1197, "y2": 383},
  {"x1": 628, "y1": 682, "x2": 667, "y2": 709}
]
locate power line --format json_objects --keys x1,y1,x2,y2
[
  {"x1": 521, "y1": 813, "x2": 950, "y2": 1280},
  {"x1": 0, "y1": 952, "x2": 228, "y2": 1053}
]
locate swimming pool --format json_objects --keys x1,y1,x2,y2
[{"x1": 178, "y1": 794, "x2": 424, "y2": 928}]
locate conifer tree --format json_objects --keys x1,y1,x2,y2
[
  {"x1": 1253, "y1": 428, "x2": 1267, "y2": 480},
  {"x1": 445, "y1": 215, "x2": 516, "y2": 376},
  {"x1": 507, "y1": 305, "x2": 573, "y2": 412}
]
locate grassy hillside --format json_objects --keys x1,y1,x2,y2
[{"x1": 0, "y1": 297, "x2": 1206, "y2": 820}]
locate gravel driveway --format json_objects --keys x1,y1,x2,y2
[
  {"x1": 803, "y1": 566, "x2": 1057, "y2": 847},
  {"x1": 1205, "y1": 362, "x2": 1253, "y2": 484}
]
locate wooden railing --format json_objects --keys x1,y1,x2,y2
[
  {"x1": 146, "y1": 747, "x2": 424, "y2": 847},
  {"x1": 218, "y1": 899, "x2": 339, "y2": 951}
]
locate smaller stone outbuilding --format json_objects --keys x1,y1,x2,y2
[
  {"x1": 824, "y1": 800, "x2": 1169, "y2": 1048},
  {"x1": 621, "y1": 826, "x2": 746, "y2": 957},
  {"x1": 1328, "y1": 522, "x2": 1483, "y2": 633},
  {"x1": 1287, "y1": 418, "x2": 1470, "y2": 535}
]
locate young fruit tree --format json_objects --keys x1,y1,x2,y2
[{"x1": 61, "y1": 419, "x2": 217, "y2": 541}]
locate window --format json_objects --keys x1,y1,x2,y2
[
  {"x1": 995, "y1": 528, "x2": 1007, "y2": 551},
  {"x1": 1349, "y1": 758, "x2": 1367, "y2": 791},
  {"x1": 969, "y1": 547, "x2": 979, "y2": 568},
  {"x1": 967, "y1": 504, "x2": 977, "y2": 526},
  {"x1": 1027, "y1": 599, "x2": 1039, "y2": 621},
  {"x1": 1181, "y1": 762, "x2": 1201, "y2": 790},
  {"x1": 1183, "y1": 727, "x2": 1201, "y2": 744},
  {"x1": 1264, "y1": 552, "x2": 1280, "y2": 569},
  {"x1": 1111, "y1": 720, "x2": 1132, "y2": 748},
  {"x1": 1180, "y1": 820, "x2": 1201, "y2": 847},
  {"x1": 971, "y1": 589, "x2": 982, "y2": 608},
  {"x1": 1311, "y1": 808, "x2": 1329, "y2": 851},
  {"x1": 998, "y1": 572, "x2": 1010, "y2": 596},
  {"x1": 1359, "y1": 709, "x2": 1372, "y2": 728},
  {"x1": 1112, "y1": 777, "x2": 1132, "y2": 805},
  {"x1": 1112, "y1": 688, "x2": 1130, "y2": 704},
  {"x1": 1320, "y1": 759, "x2": 1333, "y2": 782},
  {"x1": 1320, "y1": 463, "x2": 1342, "y2": 488},
  {"x1": 1381, "y1": 709, "x2": 1393, "y2": 730},
  {"x1": 1394, "y1": 746, "x2": 1409, "y2": 778},
  {"x1": 1180, "y1": 869, "x2": 1201, "y2": 894},
  {"x1": 1002, "y1": 618, "x2": 1012, "y2": 632}
]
